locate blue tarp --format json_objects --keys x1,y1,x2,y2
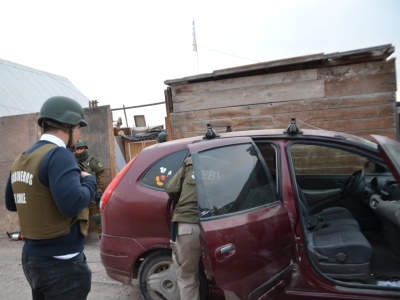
[
  {"x1": 122, "y1": 131, "x2": 160, "y2": 141},
  {"x1": 114, "y1": 137, "x2": 127, "y2": 173}
]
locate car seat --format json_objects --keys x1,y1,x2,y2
[
  {"x1": 298, "y1": 187, "x2": 359, "y2": 229},
  {"x1": 298, "y1": 187, "x2": 372, "y2": 281}
]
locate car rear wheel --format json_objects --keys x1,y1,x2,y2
[{"x1": 138, "y1": 250, "x2": 209, "y2": 300}]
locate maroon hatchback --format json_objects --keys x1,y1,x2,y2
[{"x1": 99, "y1": 119, "x2": 400, "y2": 300}]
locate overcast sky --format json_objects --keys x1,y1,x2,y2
[{"x1": 1, "y1": 0, "x2": 399, "y2": 127}]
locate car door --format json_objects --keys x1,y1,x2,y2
[
  {"x1": 189, "y1": 137, "x2": 294, "y2": 300},
  {"x1": 372, "y1": 135, "x2": 400, "y2": 183}
]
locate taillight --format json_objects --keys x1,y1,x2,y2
[{"x1": 99, "y1": 155, "x2": 137, "y2": 212}]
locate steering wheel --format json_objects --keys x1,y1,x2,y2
[{"x1": 340, "y1": 169, "x2": 365, "y2": 198}]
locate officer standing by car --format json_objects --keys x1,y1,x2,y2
[
  {"x1": 4, "y1": 96, "x2": 97, "y2": 300},
  {"x1": 165, "y1": 156, "x2": 201, "y2": 300},
  {"x1": 166, "y1": 156, "x2": 241, "y2": 300},
  {"x1": 74, "y1": 139, "x2": 105, "y2": 228}
]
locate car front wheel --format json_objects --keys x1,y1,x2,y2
[{"x1": 138, "y1": 250, "x2": 209, "y2": 300}]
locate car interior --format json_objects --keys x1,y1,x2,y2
[{"x1": 290, "y1": 143, "x2": 400, "y2": 288}]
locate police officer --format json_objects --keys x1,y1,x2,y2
[
  {"x1": 165, "y1": 156, "x2": 201, "y2": 300},
  {"x1": 74, "y1": 139, "x2": 105, "y2": 227},
  {"x1": 5, "y1": 96, "x2": 97, "y2": 300},
  {"x1": 165, "y1": 157, "x2": 241, "y2": 300}
]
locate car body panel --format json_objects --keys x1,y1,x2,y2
[
  {"x1": 189, "y1": 137, "x2": 294, "y2": 299},
  {"x1": 198, "y1": 206, "x2": 294, "y2": 299},
  {"x1": 100, "y1": 141, "x2": 190, "y2": 282}
]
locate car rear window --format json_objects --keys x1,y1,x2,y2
[{"x1": 140, "y1": 149, "x2": 188, "y2": 190}]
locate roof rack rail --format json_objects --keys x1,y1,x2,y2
[{"x1": 207, "y1": 123, "x2": 232, "y2": 132}]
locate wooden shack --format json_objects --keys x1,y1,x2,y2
[
  {"x1": 164, "y1": 44, "x2": 398, "y2": 141},
  {"x1": 113, "y1": 125, "x2": 164, "y2": 162}
]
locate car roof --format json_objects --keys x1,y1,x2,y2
[{"x1": 148, "y1": 127, "x2": 378, "y2": 152}]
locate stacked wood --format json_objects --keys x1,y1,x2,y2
[{"x1": 165, "y1": 45, "x2": 397, "y2": 141}]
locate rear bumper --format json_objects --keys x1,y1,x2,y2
[{"x1": 99, "y1": 234, "x2": 146, "y2": 285}]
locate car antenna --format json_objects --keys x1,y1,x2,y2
[{"x1": 284, "y1": 118, "x2": 303, "y2": 135}]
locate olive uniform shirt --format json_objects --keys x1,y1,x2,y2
[{"x1": 165, "y1": 157, "x2": 198, "y2": 224}]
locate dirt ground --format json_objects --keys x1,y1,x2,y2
[{"x1": 0, "y1": 234, "x2": 141, "y2": 300}]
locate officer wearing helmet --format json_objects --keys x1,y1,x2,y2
[
  {"x1": 74, "y1": 139, "x2": 105, "y2": 228},
  {"x1": 5, "y1": 96, "x2": 97, "y2": 299}
]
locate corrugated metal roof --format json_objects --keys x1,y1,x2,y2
[{"x1": 0, "y1": 58, "x2": 90, "y2": 117}]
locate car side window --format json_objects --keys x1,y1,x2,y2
[
  {"x1": 195, "y1": 143, "x2": 278, "y2": 219},
  {"x1": 291, "y1": 144, "x2": 367, "y2": 175},
  {"x1": 290, "y1": 143, "x2": 368, "y2": 190},
  {"x1": 140, "y1": 149, "x2": 188, "y2": 190}
]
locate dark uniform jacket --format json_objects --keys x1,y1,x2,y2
[{"x1": 77, "y1": 151, "x2": 106, "y2": 194}]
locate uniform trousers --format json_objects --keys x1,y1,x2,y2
[{"x1": 171, "y1": 222, "x2": 202, "y2": 300}]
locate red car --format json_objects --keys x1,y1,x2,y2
[{"x1": 99, "y1": 119, "x2": 400, "y2": 300}]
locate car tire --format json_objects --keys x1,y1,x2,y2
[{"x1": 138, "y1": 250, "x2": 209, "y2": 300}]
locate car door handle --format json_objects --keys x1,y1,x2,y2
[
  {"x1": 215, "y1": 244, "x2": 236, "y2": 261},
  {"x1": 220, "y1": 245, "x2": 235, "y2": 254}
]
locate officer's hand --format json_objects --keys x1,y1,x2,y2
[{"x1": 80, "y1": 171, "x2": 91, "y2": 179}]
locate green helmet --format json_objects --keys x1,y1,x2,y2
[
  {"x1": 37, "y1": 96, "x2": 88, "y2": 128},
  {"x1": 75, "y1": 139, "x2": 88, "y2": 149},
  {"x1": 157, "y1": 131, "x2": 167, "y2": 143}
]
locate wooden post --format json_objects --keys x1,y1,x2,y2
[{"x1": 123, "y1": 105, "x2": 128, "y2": 127}]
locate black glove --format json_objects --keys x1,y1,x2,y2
[{"x1": 95, "y1": 192, "x2": 102, "y2": 205}]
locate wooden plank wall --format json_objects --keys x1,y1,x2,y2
[
  {"x1": 168, "y1": 60, "x2": 397, "y2": 141},
  {"x1": 0, "y1": 113, "x2": 41, "y2": 234},
  {"x1": 124, "y1": 139, "x2": 158, "y2": 161},
  {"x1": 79, "y1": 105, "x2": 116, "y2": 182}
]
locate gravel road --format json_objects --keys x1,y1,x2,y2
[{"x1": 0, "y1": 235, "x2": 141, "y2": 300}]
